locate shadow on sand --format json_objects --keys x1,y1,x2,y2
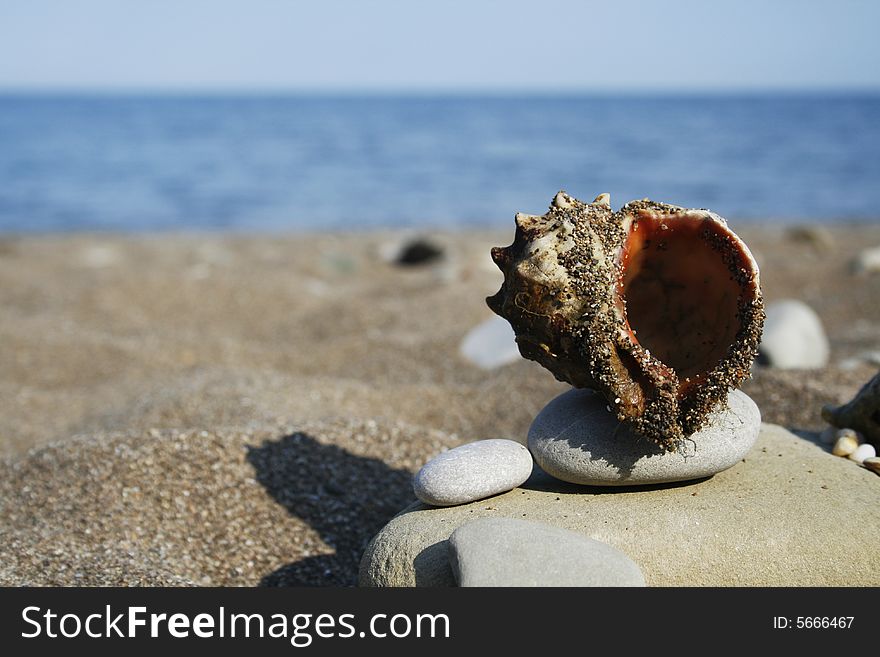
[{"x1": 246, "y1": 431, "x2": 414, "y2": 586}]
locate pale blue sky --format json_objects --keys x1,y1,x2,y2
[{"x1": 0, "y1": 0, "x2": 878, "y2": 92}]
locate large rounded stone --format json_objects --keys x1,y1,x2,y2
[
  {"x1": 449, "y1": 517, "x2": 645, "y2": 587},
  {"x1": 360, "y1": 424, "x2": 880, "y2": 587},
  {"x1": 528, "y1": 389, "x2": 760, "y2": 485}
]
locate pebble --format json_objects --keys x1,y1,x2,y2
[
  {"x1": 459, "y1": 316, "x2": 520, "y2": 369},
  {"x1": 758, "y1": 299, "x2": 830, "y2": 369},
  {"x1": 851, "y1": 245, "x2": 880, "y2": 275},
  {"x1": 388, "y1": 237, "x2": 445, "y2": 266},
  {"x1": 786, "y1": 225, "x2": 834, "y2": 252},
  {"x1": 831, "y1": 436, "x2": 859, "y2": 456},
  {"x1": 79, "y1": 244, "x2": 121, "y2": 268},
  {"x1": 413, "y1": 439, "x2": 533, "y2": 507},
  {"x1": 862, "y1": 457, "x2": 880, "y2": 474},
  {"x1": 527, "y1": 389, "x2": 761, "y2": 486},
  {"x1": 848, "y1": 443, "x2": 876, "y2": 464},
  {"x1": 448, "y1": 517, "x2": 646, "y2": 587},
  {"x1": 837, "y1": 349, "x2": 880, "y2": 370}
]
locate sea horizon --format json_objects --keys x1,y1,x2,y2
[{"x1": 2, "y1": 91, "x2": 879, "y2": 233}]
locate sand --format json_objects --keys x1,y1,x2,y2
[{"x1": 1, "y1": 224, "x2": 879, "y2": 585}]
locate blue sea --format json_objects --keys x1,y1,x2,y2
[{"x1": 0, "y1": 93, "x2": 878, "y2": 232}]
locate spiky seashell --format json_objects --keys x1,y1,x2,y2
[{"x1": 487, "y1": 191, "x2": 764, "y2": 452}]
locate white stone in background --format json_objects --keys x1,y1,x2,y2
[
  {"x1": 459, "y1": 316, "x2": 520, "y2": 369},
  {"x1": 858, "y1": 350, "x2": 880, "y2": 366},
  {"x1": 79, "y1": 244, "x2": 121, "y2": 268},
  {"x1": 852, "y1": 245, "x2": 880, "y2": 274},
  {"x1": 849, "y1": 443, "x2": 876, "y2": 464},
  {"x1": 448, "y1": 517, "x2": 646, "y2": 587},
  {"x1": 413, "y1": 439, "x2": 533, "y2": 507},
  {"x1": 837, "y1": 350, "x2": 880, "y2": 371},
  {"x1": 758, "y1": 299, "x2": 830, "y2": 369},
  {"x1": 528, "y1": 389, "x2": 761, "y2": 486}
]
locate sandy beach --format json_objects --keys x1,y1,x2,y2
[{"x1": 1, "y1": 223, "x2": 879, "y2": 586}]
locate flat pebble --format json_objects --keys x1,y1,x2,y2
[
  {"x1": 527, "y1": 389, "x2": 761, "y2": 485},
  {"x1": 448, "y1": 517, "x2": 645, "y2": 587},
  {"x1": 413, "y1": 439, "x2": 533, "y2": 507},
  {"x1": 758, "y1": 300, "x2": 830, "y2": 369},
  {"x1": 849, "y1": 443, "x2": 876, "y2": 464}
]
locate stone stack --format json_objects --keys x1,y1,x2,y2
[{"x1": 356, "y1": 388, "x2": 879, "y2": 587}]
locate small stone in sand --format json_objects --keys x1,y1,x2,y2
[
  {"x1": 413, "y1": 439, "x2": 533, "y2": 507},
  {"x1": 448, "y1": 517, "x2": 646, "y2": 587},
  {"x1": 851, "y1": 245, "x2": 880, "y2": 275},
  {"x1": 459, "y1": 316, "x2": 520, "y2": 370},
  {"x1": 758, "y1": 299, "x2": 830, "y2": 369},
  {"x1": 394, "y1": 238, "x2": 444, "y2": 266},
  {"x1": 786, "y1": 225, "x2": 834, "y2": 251},
  {"x1": 837, "y1": 349, "x2": 880, "y2": 370}
]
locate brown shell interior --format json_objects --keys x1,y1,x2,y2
[{"x1": 619, "y1": 210, "x2": 742, "y2": 397}]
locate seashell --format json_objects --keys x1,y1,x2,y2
[
  {"x1": 487, "y1": 191, "x2": 764, "y2": 451},
  {"x1": 832, "y1": 433, "x2": 859, "y2": 457},
  {"x1": 834, "y1": 427, "x2": 863, "y2": 444},
  {"x1": 822, "y1": 370, "x2": 880, "y2": 448}
]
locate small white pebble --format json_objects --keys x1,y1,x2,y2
[
  {"x1": 852, "y1": 245, "x2": 880, "y2": 274},
  {"x1": 832, "y1": 434, "x2": 859, "y2": 457},
  {"x1": 848, "y1": 443, "x2": 876, "y2": 464}
]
